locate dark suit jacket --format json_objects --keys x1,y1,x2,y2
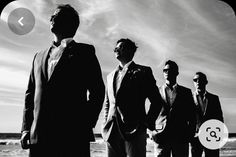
[
  {"x1": 21, "y1": 41, "x2": 105, "y2": 145},
  {"x1": 153, "y1": 84, "x2": 196, "y2": 143},
  {"x1": 102, "y1": 62, "x2": 162, "y2": 141},
  {"x1": 193, "y1": 91, "x2": 224, "y2": 132}
]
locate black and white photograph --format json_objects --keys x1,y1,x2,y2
[{"x1": 0, "y1": 0, "x2": 236, "y2": 157}]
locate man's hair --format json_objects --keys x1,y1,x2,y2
[
  {"x1": 56, "y1": 4, "x2": 80, "y2": 37},
  {"x1": 117, "y1": 38, "x2": 138, "y2": 60},
  {"x1": 195, "y1": 71, "x2": 208, "y2": 83},
  {"x1": 164, "y1": 60, "x2": 179, "y2": 73}
]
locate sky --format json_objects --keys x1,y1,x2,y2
[{"x1": 0, "y1": 0, "x2": 236, "y2": 133}]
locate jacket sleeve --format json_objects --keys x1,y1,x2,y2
[
  {"x1": 103, "y1": 86, "x2": 110, "y2": 124},
  {"x1": 21, "y1": 54, "x2": 37, "y2": 132},
  {"x1": 215, "y1": 95, "x2": 224, "y2": 122},
  {"x1": 187, "y1": 89, "x2": 197, "y2": 140},
  {"x1": 86, "y1": 45, "x2": 105, "y2": 128},
  {"x1": 145, "y1": 67, "x2": 163, "y2": 131}
]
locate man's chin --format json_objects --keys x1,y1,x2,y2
[
  {"x1": 50, "y1": 27, "x2": 55, "y2": 33},
  {"x1": 116, "y1": 55, "x2": 121, "y2": 59},
  {"x1": 51, "y1": 26, "x2": 60, "y2": 34},
  {"x1": 51, "y1": 28, "x2": 61, "y2": 36}
]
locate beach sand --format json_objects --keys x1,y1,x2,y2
[{"x1": 0, "y1": 138, "x2": 236, "y2": 157}]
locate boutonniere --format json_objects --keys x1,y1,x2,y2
[
  {"x1": 133, "y1": 69, "x2": 141, "y2": 74},
  {"x1": 128, "y1": 68, "x2": 141, "y2": 79},
  {"x1": 68, "y1": 53, "x2": 74, "y2": 58},
  {"x1": 67, "y1": 50, "x2": 75, "y2": 59}
]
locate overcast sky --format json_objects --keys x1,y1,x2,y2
[{"x1": 0, "y1": 0, "x2": 236, "y2": 133}]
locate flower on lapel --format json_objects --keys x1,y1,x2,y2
[
  {"x1": 67, "y1": 50, "x2": 75, "y2": 59},
  {"x1": 128, "y1": 68, "x2": 141, "y2": 79},
  {"x1": 68, "y1": 54, "x2": 74, "y2": 58}
]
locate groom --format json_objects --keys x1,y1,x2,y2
[{"x1": 20, "y1": 4, "x2": 105, "y2": 157}]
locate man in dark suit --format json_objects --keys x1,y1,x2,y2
[
  {"x1": 101, "y1": 38, "x2": 163, "y2": 157},
  {"x1": 191, "y1": 72, "x2": 224, "y2": 157},
  {"x1": 20, "y1": 4, "x2": 105, "y2": 157},
  {"x1": 150, "y1": 60, "x2": 196, "y2": 157}
]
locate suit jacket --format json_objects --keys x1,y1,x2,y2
[
  {"x1": 193, "y1": 91, "x2": 224, "y2": 133},
  {"x1": 153, "y1": 84, "x2": 196, "y2": 143},
  {"x1": 21, "y1": 41, "x2": 105, "y2": 145},
  {"x1": 102, "y1": 62, "x2": 162, "y2": 141}
]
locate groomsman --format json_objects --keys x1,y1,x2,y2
[
  {"x1": 191, "y1": 72, "x2": 224, "y2": 157},
  {"x1": 102, "y1": 38, "x2": 163, "y2": 157},
  {"x1": 150, "y1": 60, "x2": 196, "y2": 157}
]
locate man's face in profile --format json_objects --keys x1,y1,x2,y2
[{"x1": 114, "y1": 42, "x2": 126, "y2": 60}]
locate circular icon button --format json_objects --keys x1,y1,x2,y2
[
  {"x1": 198, "y1": 119, "x2": 229, "y2": 150},
  {"x1": 8, "y1": 8, "x2": 35, "y2": 35}
]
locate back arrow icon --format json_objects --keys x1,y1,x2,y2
[{"x1": 18, "y1": 17, "x2": 24, "y2": 26}]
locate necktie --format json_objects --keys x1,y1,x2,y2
[
  {"x1": 199, "y1": 94, "x2": 206, "y2": 114},
  {"x1": 115, "y1": 66, "x2": 123, "y2": 93}
]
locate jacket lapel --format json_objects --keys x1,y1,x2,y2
[
  {"x1": 159, "y1": 85, "x2": 167, "y2": 104},
  {"x1": 116, "y1": 61, "x2": 135, "y2": 95},
  {"x1": 41, "y1": 47, "x2": 51, "y2": 81},
  {"x1": 47, "y1": 41, "x2": 75, "y2": 82},
  {"x1": 193, "y1": 91, "x2": 205, "y2": 117},
  {"x1": 171, "y1": 85, "x2": 178, "y2": 105},
  {"x1": 203, "y1": 92, "x2": 209, "y2": 116},
  {"x1": 107, "y1": 70, "x2": 116, "y2": 99},
  {"x1": 160, "y1": 84, "x2": 179, "y2": 108},
  {"x1": 193, "y1": 92, "x2": 198, "y2": 106}
]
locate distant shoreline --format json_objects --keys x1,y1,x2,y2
[
  {"x1": 1, "y1": 133, "x2": 236, "y2": 139},
  {"x1": 0, "y1": 133, "x2": 103, "y2": 139}
]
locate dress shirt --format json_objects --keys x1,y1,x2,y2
[
  {"x1": 195, "y1": 90, "x2": 207, "y2": 132},
  {"x1": 164, "y1": 83, "x2": 178, "y2": 106},
  {"x1": 196, "y1": 90, "x2": 207, "y2": 115},
  {"x1": 47, "y1": 38, "x2": 73, "y2": 78},
  {"x1": 115, "y1": 61, "x2": 133, "y2": 93}
]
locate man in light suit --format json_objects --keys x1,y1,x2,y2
[
  {"x1": 150, "y1": 60, "x2": 196, "y2": 157},
  {"x1": 102, "y1": 38, "x2": 163, "y2": 157},
  {"x1": 20, "y1": 4, "x2": 105, "y2": 157},
  {"x1": 191, "y1": 72, "x2": 224, "y2": 157}
]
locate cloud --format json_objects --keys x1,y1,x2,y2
[
  {"x1": 80, "y1": 0, "x2": 114, "y2": 17},
  {"x1": 0, "y1": 46, "x2": 32, "y2": 68},
  {"x1": 221, "y1": 98, "x2": 236, "y2": 133},
  {"x1": 175, "y1": 0, "x2": 235, "y2": 38},
  {"x1": 0, "y1": 87, "x2": 24, "y2": 107},
  {"x1": 0, "y1": 68, "x2": 28, "y2": 90}
]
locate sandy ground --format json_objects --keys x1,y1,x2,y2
[{"x1": 0, "y1": 138, "x2": 236, "y2": 157}]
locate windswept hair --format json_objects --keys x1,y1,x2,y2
[
  {"x1": 195, "y1": 71, "x2": 208, "y2": 83},
  {"x1": 164, "y1": 60, "x2": 179, "y2": 73},
  {"x1": 117, "y1": 38, "x2": 138, "y2": 60},
  {"x1": 55, "y1": 4, "x2": 80, "y2": 37}
]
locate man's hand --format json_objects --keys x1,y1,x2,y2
[
  {"x1": 147, "y1": 129, "x2": 157, "y2": 140},
  {"x1": 20, "y1": 131, "x2": 30, "y2": 149},
  {"x1": 147, "y1": 129, "x2": 165, "y2": 143}
]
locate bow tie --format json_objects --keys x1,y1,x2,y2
[{"x1": 117, "y1": 66, "x2": 123, "y2": 71}]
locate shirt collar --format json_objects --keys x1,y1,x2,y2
[
  {"x1": 118, "y1": 60, "x2": 133, "y2": 71},
  {"x1": 196, "y1": 90, "x2": 207, "y2": 97},
  {"x1": 52, "y1": 38, "x2": 73, "y2": 48},
  {"x1": 164, "y1": 83, "x2": 178, "y2": 90}
]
